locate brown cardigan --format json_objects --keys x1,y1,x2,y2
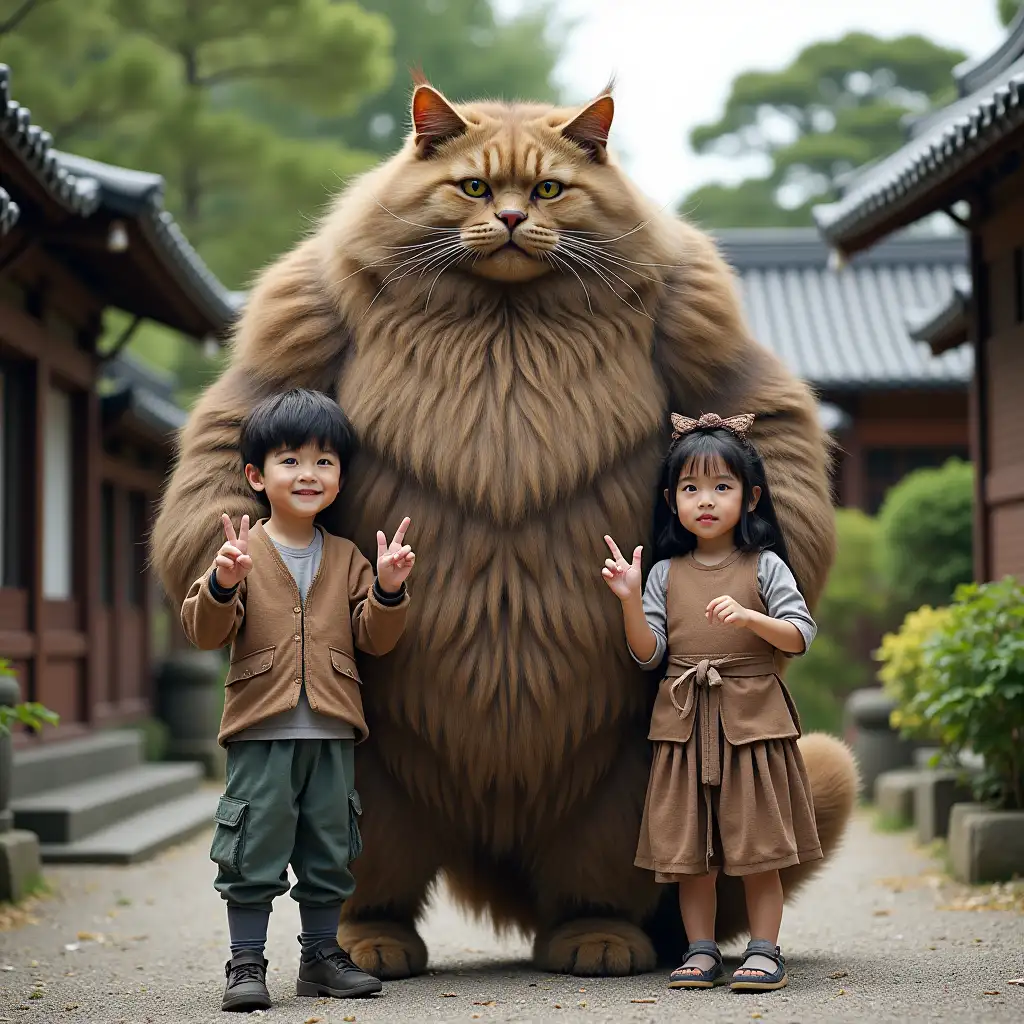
[{"x1": 180, "y1": 521, "x2": 409, "y2": 745}]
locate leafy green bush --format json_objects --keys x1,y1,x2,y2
[
  {"x1": 0, "y1": 658, "x2": 59, "y2": 736},
  {"x1": 905, "y1": 577, "x2": 1024, "y2": 810},
  {"x1": 876, "y1": 604, "x2": 954, "y2": 738},
  {"x1": 877, "y1": 459, "x2": 973, "y2": 614},
  {"x1": 785, "y1": 508, "x2": 888, "y2": 733}
]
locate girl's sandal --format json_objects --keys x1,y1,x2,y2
[
  {"x1": 667, "y1": 940, "x2": 727, "y2": 989},
  {"x1": 730, "y1": 939, "x2": 788, "y2": 992}
]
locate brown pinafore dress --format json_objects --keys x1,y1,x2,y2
[{"x1": 634, "y1": 551, "x2": 822, "y2": 880}]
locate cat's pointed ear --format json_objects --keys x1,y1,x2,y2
[
  {"x1": 561, "y1": 90, "x2": 614, "y2": 162},
  {"x1": 411, "y1": 81, "x2": 467, "y2": 157}
]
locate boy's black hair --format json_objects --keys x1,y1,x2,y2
[
  {"x1": 652, "y1": 426, "x2": 797, "y2": 585},
  {"x1": 239, "y1": 389, "x2": 357, "y2": 473}
]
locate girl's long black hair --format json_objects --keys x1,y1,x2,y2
[{"x1": 651, "y1": 426, "x2": 796, "y2": 583}]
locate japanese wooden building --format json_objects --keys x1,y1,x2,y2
[
  {"x1": 814, "y1": 10, "x2": 1024, "y2": 581},
  {"x1": 715, "y1": 228, "x2": 971, "y2": 512},
  {"x1": 0, "y1": 64, "x2": 239, "y2": 743}
]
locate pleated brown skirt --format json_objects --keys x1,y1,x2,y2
[{"x1": 634, "y1": 731, "x2": 823, "y2": 880}]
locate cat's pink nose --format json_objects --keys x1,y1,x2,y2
[{"x1": 497, "y1": 209, "x2": 527, "y2": 230}]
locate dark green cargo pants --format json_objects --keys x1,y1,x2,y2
[{"x1": 211, "y1": 738, "x2": 362, "y2": 911}]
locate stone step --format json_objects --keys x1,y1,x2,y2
[
  {"x1": 38, "y1": 788, "x2": 220, "y2": 865},
  {"x1": 11, "y1": 730, "x2": 143, "y2": 800},
  {"x1": 11, "y1": 762, "x2": 203, "y2": 844}
]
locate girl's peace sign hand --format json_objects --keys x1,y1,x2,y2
[
  {"x1": 601, "y1": 535, "x2": 643, "y2": 603},
  {"x1": 376, "y1": 516, "x2": 415, "y2": 594},
  {"x1": 214, "y1": 513, "x2": 253, "y2": 589}
]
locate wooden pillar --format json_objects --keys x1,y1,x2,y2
[
  {"x1": 841, "y1": 422, "x2": 867, "y2": 511},
  {"x1": 81, "y1": 387, "x2": 102, "y2": 724},
  {"x1": 29, "y1": 357, "x2": 45, "y2": 704},
  {"x1": 969, "y1": 229, "x2": 990, "y2": 582}
]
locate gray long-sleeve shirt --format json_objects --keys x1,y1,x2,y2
[{"x1": 631, "y1": 551, "x2": 816, "y2": 669}]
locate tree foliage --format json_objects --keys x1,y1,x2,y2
[
  {"x1": 877, "y1": 459, "x2": 974, "y2": 616},
  {"x1": 999, "y1": 0, "x2": 1024, "y2": 27},
  {"x1": 784, "y1": 508, "x2": 888, "y2": 734},
  {"x1": 681, "y1": 32, "x2": 965, "y2": 228},
  {"x1": 1, "y1": 0, "x2": 566, "y2": 403},
  {"x1": 250, "y1": 0, "x2": 566, "y2": 157}
]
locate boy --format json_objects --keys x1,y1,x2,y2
[{"x1": 180, "y1": 388, "x2": 414, "y2": 1012}]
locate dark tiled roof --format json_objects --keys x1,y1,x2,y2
[
  {"x1": 713, "y1": 228, "x2": 972, "y2": 390},
  {"x1": 54, "y1": 152, "x2": 246, "y2": 327},
  {"x1": 0, "y1": 64, "x2": 241, "y2": 334},
  {"x1": 101, "y1": 351, "x2": 187, "y2": 437},
  {"x1": 0, "y1": 185, "x2": 17, "y2": 235},
  {"x1": 905, "y1": 272, "x2": 972, "y2": 355},
  {"x1": 813, "y1": 12, "x2": 1024, "y2": 252}
]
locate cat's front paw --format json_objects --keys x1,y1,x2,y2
[
  {"x1": 339, "y1": 919, "x2": 428, "y2": 979},
  {"x1": 533, "y1": 918, "x2": 655, "y2": 976}
]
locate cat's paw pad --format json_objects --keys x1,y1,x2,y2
[
  {"x1": 339, "y1": 920, "x2": 428, "y2": 979},
  {"x1": 533, "y1": 918, "x2": 655, "y2": 976}
]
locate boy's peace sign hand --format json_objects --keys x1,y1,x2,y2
[
  {"x1": 214, "y1": 514, "x2": 252, "y2": 589},
  {"x1": 377, "y1": 516, "x2": 415, "y2": 594},
  {"x1": 601, "y1": 535, "x2": 643, "y2": 603}
]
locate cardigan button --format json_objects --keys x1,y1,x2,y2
[
  {"x1": 261, "y1": 663, "x2": 268, "y2": 670},
  {"x1": 294, "y1": 677, "x2": 301, "y2": 685},
  {"x1": 294, "y1": 606, "x2": 301, "y2": 614},
  {"x1": 294, "y1": 634, "x2": 300, "y2": 641}
]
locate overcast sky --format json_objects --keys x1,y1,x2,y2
[{"x1": 499, "y1": 0, "x2": 1007, "y2": 208}]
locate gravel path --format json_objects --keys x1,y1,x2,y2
[{"x1": 1, "y1": 808, "x2": 1021, "y2": 1023}]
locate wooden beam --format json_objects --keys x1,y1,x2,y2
[
  {"x1": 969, "y1": 223, "x2": 991, "y2": 583},
  {"x1": 0, "y1": 303, "x2": 94, "y2": 387}
]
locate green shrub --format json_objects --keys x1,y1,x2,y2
[
  {"x1": 877, "y1": 459, "x2": 973, "y2": 614},
  {"x1": 906, "y1": 577, "x2": 1024, "y2": 810},
  {"x1": 785, "y1": 508, "x2": 887, "y2": 733},
  {"x1": 0, "y1": 658, "x2": 59, "y2": 736},
  {"x1": 876, "y1": 604, "x2": 954, "y2": 739}
]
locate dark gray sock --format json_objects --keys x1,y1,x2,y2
[
  {"x1": 299, "y1": 903, "x2": 342, "y2": 958},
  {"x1": 227, "y1": 905, "x2": 270, "y2": 958}
]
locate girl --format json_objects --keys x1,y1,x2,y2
[{"x1": 602, "y1": 412, "x2": 821, "y2": 993}]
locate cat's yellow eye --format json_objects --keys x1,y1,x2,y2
[
  {"x1": 460, "y1": 179, "x2": 490, "y2": 198},
  {"x1": 533, "y1": 180, "x2": 564, "y2": 199}
]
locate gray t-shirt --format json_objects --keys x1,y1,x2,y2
[
  {"x1": 228, "y1": 528, "x2": 355, "y2": 743},
  {"x1": 631, "y1": 550, "x2": 817, "y2": 669}
]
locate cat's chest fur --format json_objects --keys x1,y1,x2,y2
[{"x1": 337, "y1": 296, "x2": 665, "y2": 523}]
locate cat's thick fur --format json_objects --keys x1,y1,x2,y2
[{"x1": 153, "y1": 83, "x2": 857, "y2": 977}]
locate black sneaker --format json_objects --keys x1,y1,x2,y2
[
  {"x1": 221, "y1": 950, "x2": 271, "y2": 1012},
  {"x1": 296, "y1": 937, "x2": 383, "y2": 998}
]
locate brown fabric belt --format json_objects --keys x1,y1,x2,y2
[{"x1": 667, "y1": 654, "x2": 777, "y2": 787}]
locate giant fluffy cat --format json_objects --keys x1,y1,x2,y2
[{"x1": 153, "y1": 81, "x2": 857, "y2": 978}]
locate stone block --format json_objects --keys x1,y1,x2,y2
[
  {"x1": 844, "y1": 688, "x2": 916, "y2": 798},
  {"x1": 874, "y1": 768, "x2": 921, "y2": 827},
  {"x1": 949, "y1": 803, "x2": 1024, "y2": 884},
  {"x1": 0, "y1": 829, "x2": 42, "y2": 902},
  {"x1": 915, "y1": 770, "x2": 975, "y2": 844}
]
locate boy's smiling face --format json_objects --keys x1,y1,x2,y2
[{"x1": 245, "y1": 442, "x2": 341, "y2": 521}]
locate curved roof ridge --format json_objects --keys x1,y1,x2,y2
[{"x1": 955, "y1": 6, "x2": 1024, "y2": 97}]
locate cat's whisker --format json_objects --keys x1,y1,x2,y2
[
  {"x1": 546, "y1": 250, "x2": 593, "y2": 316},
  {"x1": 368, "y1": 194, "x2": 461, "y2": 235},
  {"x1": 556, "y1": 244, "x2": 651, "y2": 320},
  {"x1": 423, "y1": 249, "x2": 469, "y2": 313},
  {"x1": 380, "y1": 234, "x2": 460, "y2": 252},
  {"x1": 557, "y1": 237, "x2": 666, "y2": 288},
  {"x1": 358, "y1": 242, "x2": 466, "y2": 320}
]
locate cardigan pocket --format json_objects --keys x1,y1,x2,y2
[
  {"x1": 329, "y1": 647, "x2": 361, "y2": 684},
  {"x1": 210, "y1": 795, "x2": 248, "y2": 874},
  {"x1": 225, "y1": 646, "x2": 275, "y2": 687}
]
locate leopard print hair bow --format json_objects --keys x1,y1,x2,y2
[{"x1": 670, "y1": 411, "x2": 755, "y2": 441}]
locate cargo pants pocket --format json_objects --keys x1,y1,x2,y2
[
  {"x1": 347, "y1": 790, "x2": 363, "y2": 862},
  {"x1": 210, "y1": 795, "x2": 249, "y2": 874}
]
